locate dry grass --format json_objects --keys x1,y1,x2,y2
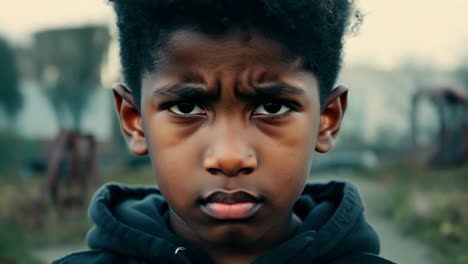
[
  {"x1": 0, "y1": 166, "x2": 155, "y2": 250},
  {"x1": 360, "y1": 163, "x2": 468, "y2": 264}
]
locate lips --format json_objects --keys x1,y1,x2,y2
[
  {"x1": 200, "y1": 191, "x2": 263, "y2": 220},
  {"x1": 203, "y1": 191, "x2": 260, "y2": 204}
]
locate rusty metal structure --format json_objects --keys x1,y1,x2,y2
[
  {"x1": 35, "y1": 130, "x2": 100, "y2": 224},
  {"x1": 411, "y1": 86, "x2": 468, "y2": 167},
  {"x1": 33, "y1": 25, "x2": 110, "y2": 224}
]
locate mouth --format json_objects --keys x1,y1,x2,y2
[{"x1": 200, "y1": 191, "x2": 263, "y2": 220}]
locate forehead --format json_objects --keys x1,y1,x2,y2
[{"x1": 155, "y1": 29, "x2": 302, "y2": 73}]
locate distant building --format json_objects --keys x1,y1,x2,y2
[{"x1": 336, "y1": 65, "x2": 454, "y2": 147}]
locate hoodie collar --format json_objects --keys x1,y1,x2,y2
[
  {"x1": 86, "y1": 181, "x2": 379, "y2": 263},
  {"x1": 86, "y1": 184, "x2": 210, "y2": 263},
  {"x1": 253, "y1": 181, "x2": 380, "y2": 263}
]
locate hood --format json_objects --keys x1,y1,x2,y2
[
  {"x1": 253, "y1": 181, "x2": 381, "y2": 263},
  {"x1": 86, "y1": 183, "x2": 208, "y2": 263},
  {"x1": 86, "y1": 181, "x2": 381, "y2": 263}
]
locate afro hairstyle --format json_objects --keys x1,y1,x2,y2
[{"x1": 109, "y1": 0, "x2": 361, "y2": 108}]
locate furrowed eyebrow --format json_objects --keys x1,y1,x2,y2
[
  {"x1": 153, "y1": 85, "x2": 217, "y2": 103},
  {"x1": 153, "y1": 83, "x2": 305, "y2": 103},
  {"x1": 237, "y1": 84, "x2": 305, "y2": 101},
  {"x1": 254, "y1": 85, "x2": 304, "y2": 97}
]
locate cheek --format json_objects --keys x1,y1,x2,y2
[
  {"x1": 142, "y1": 113, "x2": 203, "y2": 202},
  {"x1": 256, "y1": 114, "x2": 319, "y2": 201},
  {"x1": 258, "y1": 113, "x2": 319, "y2": 163}
]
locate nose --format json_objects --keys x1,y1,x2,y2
[{"x1": 203, "y1": 122, "x2": 257, "y2": 177}]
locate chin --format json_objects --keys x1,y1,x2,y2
[{"x1": 202, "y1": 223, "x2": 264, "y2": 248}]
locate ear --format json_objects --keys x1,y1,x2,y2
[
  {"x1": 315, "y1": 85, "x2": 348, "y2": 153},
  {"x1": 112, "y1": 83, "x2": 148, "y2": 155}
]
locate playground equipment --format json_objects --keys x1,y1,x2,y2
[
  {"x1": 35, "y1": 130, "x2": 99, "y2": 223},
  {"x1": 411, "y1": 86, "x2": 468, "y2": 167},
  {"x1": 33, "y1": 25, "x2": 110, "y2": 224}
]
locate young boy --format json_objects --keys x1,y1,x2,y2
[{"x1": 55, "y1": 0, "x2": 394, "y2": 263}]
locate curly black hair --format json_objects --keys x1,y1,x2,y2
[{"x1": 109, "y1": 0, "x2": 361, "y2": 108}]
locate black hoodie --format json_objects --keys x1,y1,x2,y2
[{"x1": 53, "y1": 181, "x2": 395, "y2": 264}]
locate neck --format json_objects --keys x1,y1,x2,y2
[
  {"x1": 208, "y1": 214, "x2": 302, "y2": 264},
  {"x1": 171, "y1": 211, "x2": 302, "y2": 264}
]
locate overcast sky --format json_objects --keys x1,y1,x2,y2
[{"x1": 1, "y1": 0, "x2": 468, "y2": 70}]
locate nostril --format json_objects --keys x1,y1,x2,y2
[
  {"x1": 206, "y1": 167, "x2": 254, "y2": 177},
  {"x1": 207, "y1": 168, "x2": 221, "y2": 175},
  {"x1": 239, "y1": 168, "x2": 254, "y2": 175},
  {"x1": 203, "y1": 151, "x2": 258, "y2": 176}
]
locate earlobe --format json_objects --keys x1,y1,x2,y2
[
  {"x1": 315, "y1": 86, "x2": 348, "y2": 153},
  {"x1": 112, "y1": 83, "x2": 148, "y2": 155}
]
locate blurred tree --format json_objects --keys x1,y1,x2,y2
[
  {"x1": 0, "y1": 36, "x2": 22, "y2": 123},
  {"x1": 454, "y1": 62, "x2": 468, "y2": 91},
  {"x1": 34, "y1": 26, "x2": 110, "y2": 131}
]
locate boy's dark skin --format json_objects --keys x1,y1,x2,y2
[{"x1": 113, "y1": 29, "x2": 347, "y2": 264}]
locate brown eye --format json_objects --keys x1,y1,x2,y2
[
  {"x1": 254, "y1": 102, "x2": 290, "y2": 116},
  {"x1": 169, "y1": 102, "x2": 205, "y2": 115}
]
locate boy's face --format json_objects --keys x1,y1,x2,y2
[{"x1": 114, "y1": 29, "x2": 347, "y2": 249}]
